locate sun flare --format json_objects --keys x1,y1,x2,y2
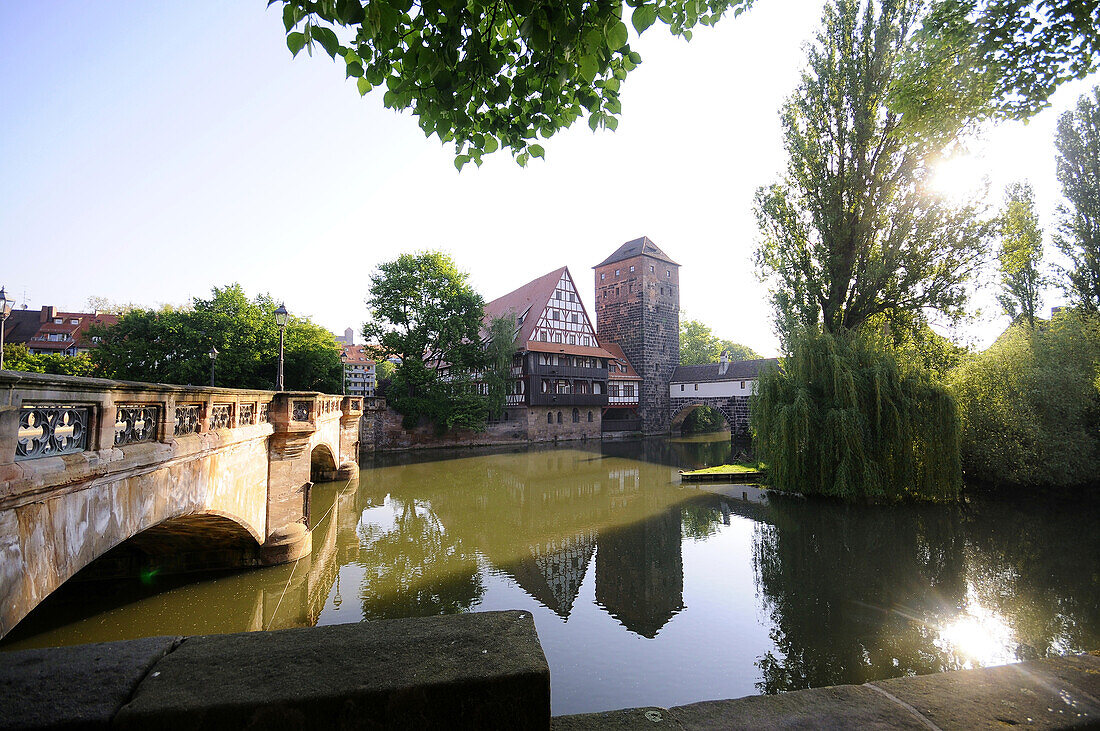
[{"x1": 928, "y1": 155, "x2": 990, "y2": 203}]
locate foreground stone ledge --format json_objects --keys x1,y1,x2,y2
[
  {"x1": 0, "y1": 611, "x2": 549, "y2": 731},
  {"x1": 553, "y1": 652, "x2": 1100, "y2": 730}
]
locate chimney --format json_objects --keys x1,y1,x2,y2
[
  {"x1": 718, "y1": 349, "x2": 730, "y2": 376},
  {"x1": 40, "y1": 305, "x2": 56, "y2": 323}
]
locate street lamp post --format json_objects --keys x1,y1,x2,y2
[
  {"x1": 0, "y1": 287, "x2": 11, "y2": 371},
  {"x1": 209, "y1": 346, "x2": 219, "y2": 387},
  {"x1": 274, "y1": 304, "x2": 289, "y2": 391},
  {"x1": 340, "y1": 351, "x2": 348, "y2": 396}
]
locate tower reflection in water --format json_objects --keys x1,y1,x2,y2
[{"x1": 352, "y1": 448, "x2": 688, "y2": 638}]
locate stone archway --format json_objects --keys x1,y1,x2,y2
[
  {"x1": 310, "y1": 443, "x2": 339, "y2": 482},
  {"x1": 669, "y1": 401, "x2": 736, "y2": 433}
]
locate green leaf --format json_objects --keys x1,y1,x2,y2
[
  {"x1": 287, "y1": 32, "x2": 307, "y2": 57},
  {"x1": 589, "y1": 113, "x2": 602, "y2": 131},
  {"x1": 606, "y1": 21, "x2": 630, "y2": 50},
  {"x1": 529, "y1": 143, "x2": 545, "y2": 158},
  {"x1": 313, "y1": 26, "x2": 340, "y2": 58},
  {"x1": 282, "y1": 4, "x2": 298, "y2": 32},
  {"x1": 454, "y1": 154, "x2": 470, "y2": 171},
  {"x1": 579, "y1": 55, "x2": 598, "y2": 83},
  {"x1": 357, "y1": 77, "x2": 372, "y2": 96},
  {"x1": 484, "y1": 136, "x2": 499, "y2": 154},
  {"x1": 346, "y1": 61, "x2": 364, "y2": 78},
  {"x1": 632, "y1": 5, "x2": 658, "y2": 34}
]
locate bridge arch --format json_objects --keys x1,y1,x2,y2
[
  {"x1": 670, "y1": 402, "x2": 736, "y2": 432},
  {"x1": 310, "y1": 443, "x2": 339, "y2": 482}
]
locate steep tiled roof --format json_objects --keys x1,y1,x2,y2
[
  {"x1": 602, "y1": 342, "x2": 641, "y2": 381},
  {"x1": 340, "y1": 344, "x2": 375, "y2": 365},
  {"x1": 2, "y1": 310, "x2": 42, "y2": 344},
  {"x1": 670, "y1": 358, "x2": 779, "y2": 384},
  {"x1": 525, "y1": 340, "x2": 616, "y2": 360},
  {"x1": 483, "y1": 267, "x2": 568, "y2": 345},
  {"x1": 594, "y1": 236, "x2": 678, "y2": 268}
]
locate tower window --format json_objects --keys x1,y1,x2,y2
[
  {"x1": 680, "y1": 384, "x2": 685, "y2": 391},
  {"x1": 630, "y1": 265, "x2": 635, "y2": 272},
  {"x1": 557, "y1": 411, "x2": 563, "y2": 424},
  {"x1": 666, "y1": 270, "x2": 671, "y2": 277},
  {"x1": 650, "y1": 265, "x2": 654, "y2": 272},
  {"x1": 615, "y1": 269, "x2": 620, "y2": 276},
  {"x1": 588, "y1": 411, "x2": 593, "y2": 422},
  {"x1": 548, "y1": 412, "x2": 554, "y2": 424},
  {"x1": 601, "y1": 273, "x2": 605, "y2": 281}
]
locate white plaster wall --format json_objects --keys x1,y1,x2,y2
[{"x1": 669, "y1": 379, "x2": 757, "y2": 399}]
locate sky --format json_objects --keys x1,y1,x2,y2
[{"x1": 3, "y1": 2, "x2": 1098, "y2": 357}]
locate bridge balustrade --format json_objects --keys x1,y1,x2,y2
[{"x1": 0, "y1": 370, "x2": 370, "y2": 639}]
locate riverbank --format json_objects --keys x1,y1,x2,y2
[{"x1": 2, "y1": 616, "x2": 1096, "y2": 729}]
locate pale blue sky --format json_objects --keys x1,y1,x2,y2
[{"x1": 3, "y1": 2, "x2": 1096, "y2": 355}]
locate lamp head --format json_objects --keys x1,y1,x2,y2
[
  {"x1": 274, "y1": 304, "x2": 289, "y2": 327},
  {"x1": 0, "y1": 287, "x2": 10, "y2": 316},
  {"x1": 209, "y1": 346, "x2": 219, "y2": 360}
]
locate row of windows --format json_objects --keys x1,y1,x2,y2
[
  {"x1": 677, "y1": 382, "x2": 747, "y2": 391},
  {"x1": 547, "y1": 409, "x2": 594, "y2": 424},
  {"x1": 535, "y1": 330, "x2": 593, "y2": 346},
  {"x1": 608, "y1": 384, "x2": 636, "y2": 397},
  {"x1": 599, "y1": 283, "x2": 676, "y2": 299},
  {"x1": 552, "y1": 288, "x2": 578, "y2": 303},
  {"x1": 540, "y1": 379, "x2": 603, "y2": 395},
  {"x1": 537, "y1": 354, "x2": 603, "y2": 368},
  {"x1": 600, "y1": 264, "x2": 670, "y2": 281}
]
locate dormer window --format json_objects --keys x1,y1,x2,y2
[
  {"x1": 53, "y1": 318, "x2": 62, "y2": 324},
  {"x1": 70, "y1": 318, "x2": 79, "y2": 325}
]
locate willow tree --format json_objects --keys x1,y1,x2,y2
[
  {"x1": 752, "y1": 0, "x2": 987, "y2": 501},
  {"x1": 997, "y1": 181, "x2": 1046, "y2": 328}
]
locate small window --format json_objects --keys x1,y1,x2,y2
[
  {"x1": 741, "y1": 381, "x2": 746, "y2": 388},
  {"x1": 588, "y1": 411, "x2": 593, "y2": 422},
  {"x1": 615, "y1": 269, "x2": 620, "y2": 276},
  {"x1": 680, "y1": 384, "x2": 685, "y2": 391},
  {"x1": 601, "y1": 273, "x2": 605, "y2": 281},
  {"x1": 548, "y1": 412, "x2": 554, "y2": 424},
  {"x1": 70, "y1": 318, "x2": 79, "y2": 325},
  {"x1": 53, "y1": 318, "x2": 62, "y2": 324},
  {"x1": 554, "y1": 333, "x2": 563, "y2": 343},
  {"x1": 555, "y1": 291, "x2": 560, "y2": 299},
  {"x1": 630, "y1": 265, "x2": 635, "y2": 272},
  {"x1": 594, "y1": 382, "x2": 602, "y2": 394},
  {"x1": 557, "y1": 411, "x2": 563, "y2": 424},
  {"x1": 650, "y1": 265, "x2": 654, "y2": 272},
  {"x1": 694, "y1": 384, "x2": 699, "y2": 391},
  {"x1": 572, "y1": 408, "x2": 579, "y2": 423}
]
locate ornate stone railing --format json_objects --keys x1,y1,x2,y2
[
  {"x1": 15, "y1": 405, "x2": 90, "y2": 461},
  {"x1": 114, "y1": 404, "x2": 159, "y2": 445},
  {"x1": 210, "y1": 403, "x2": 233, "y2": 430}
]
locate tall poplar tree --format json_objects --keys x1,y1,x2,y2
[
  {"x1": 997, "y1": 181, "x2": 1045, "y2": 327},
  {"x1": 754, "y1": 0, "x2": 991, "y2": 342},
  {"x1": 1054, "y1": 86, "x2": 1100, "y2": 312}
]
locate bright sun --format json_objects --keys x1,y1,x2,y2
[{"x1": 928, "y1": 155, "x2": 990, "y2": 202}]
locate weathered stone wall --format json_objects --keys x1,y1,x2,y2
[
  {"x1": 525, "y1": 406, "x2": 601, "y2": 443},
  {"x1": 595, "y1": 253, "x2": 679, "y2": 435},
  {"x1": 670, "y1": 395, "x2": 751, "y2": 437},
  {"x1": 0, "y1": 372, "x2": 355, "y2": 640}
]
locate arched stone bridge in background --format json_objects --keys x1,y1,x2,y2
[
  {"x1": 0, "y1": 371, "x2": 371, "y2": 639},
  {"x1": 667, "y1": 357, "x2": 779, "y2": 439}
]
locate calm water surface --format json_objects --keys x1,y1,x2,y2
[{"x1": 4, "y1": 434, "x2": 1099, "y2": 714}]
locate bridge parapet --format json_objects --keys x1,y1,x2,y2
[{"x1": 0, "y1": 371, "x2": 361, "y2": 639}]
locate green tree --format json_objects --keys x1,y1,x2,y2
[
  {"x1": 679, "y1": 319, "x2": 759, "y2": 365},
  {"x1": 273, "y1": 0, "x2": 753, "y2": 166},
  {"x1": 1, "y1": 344, "x2": 96, "y2": 377},
  {"x1": 91, "y1": 284, "x2": 341, "y2": 391},
  {"x1": 997, "y1": 181, "x2": 1046, "y2": 327},
  {"x1": 755, "y1": 0, "x2": 992, "y2": 345},
  {"x1": 753, "y1": 330, "x2": 962, "y2": 501},
  {"x1": 364, "y1": 252, "x2": 498, "y2": 429},
  {"x1": 483, "y1": 314, "x2": 518, "y2": 421},
  {"x1": 949, "y1": 311, "x2": 1100, "y2": 490},
  {"x1": 1054, "y1": 86, "x2": 1100, "y2": 311},
  {"x1": 892, "y1": 0, "x2": 1100, "y2": 141}
]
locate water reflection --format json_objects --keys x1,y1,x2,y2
[{"x1": 3, "y1": 435, "x2": 1098, "y2": 717}]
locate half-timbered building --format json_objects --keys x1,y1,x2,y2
[{"x1": 484, "y1": 267, "x2": 624, "y2": 438}]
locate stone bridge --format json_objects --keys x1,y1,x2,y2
[
  {"x1": 669, "y1": 395, "x2": 751, "y2": 437},
  {"x1": 0, "y1": 371, "x2": 365, "y2": 639}
]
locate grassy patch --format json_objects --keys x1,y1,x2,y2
[{"x1": 683, "y1": 462, "x2": 765, "y2": 476}]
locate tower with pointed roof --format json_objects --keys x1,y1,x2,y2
[{"x1": 594, "y1": 236, "x2": 680, "y2": 434}]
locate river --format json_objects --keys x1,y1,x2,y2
[{"x1": 3, "y1": 434, "x2": 1098, "y2": 715}]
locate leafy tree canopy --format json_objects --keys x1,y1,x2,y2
[
  {"x1": 893, "y1": 0, "x2": 1100, "y2": 141},
  {"x1": 1, "y1": 344, "x2": 96, "y2": 378},
  {"x1": 272, "y1": 0, "x2": 753, "y2": 167},
  {"x1": 680, "y1": 318, "x2": 760, "y2": 365},
  {"x1": 91, "y1": 284, "x2": 342, "y2": 391},
  {"x1": 997, "y1": 181, "x2": 1046, "y2": 327},
  {"x1": 1054, "y1": 86, "x2": 1100, "y2": 311},
  {"x1": 949, "y1": 310, "x2": 1100, "y2": 490},
  {"x1": 755, "y1": 0, "x2": 993, "y2": 346}
]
